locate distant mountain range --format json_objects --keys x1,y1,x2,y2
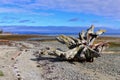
[{"x1": 0, "y1": 26, "x2": 120, "y2": 35}]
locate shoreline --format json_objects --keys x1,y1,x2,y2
[
  {"x1": 0, "y1": 34, "x2": 119, "y2": 80},
  {"x1": 1, "y1": 34, "x2": 120, "y2": 40},
  {"x1": 0, "y1": 34, "x2": 119, "y2": 52}
]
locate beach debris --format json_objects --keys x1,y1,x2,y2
[
  {"x1": 13, "y1": 61, "x2": 24, "y2": 80},
  {"x1": 33, "y1": 47, "x2": 56, "y2": 58},
  {"x1": 0, "y1": 39, "x2": 10, "y2": 45},
  {"x1": 38, "y1": 25, "x2": 109, "y2": 62},
  {"x1": 11, "y1": 51, "x2": 22, "y2": 60}
]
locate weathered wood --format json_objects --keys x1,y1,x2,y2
[
  {"x1": 88, "y1": 29, "x2": 106, "y2": 45},
  {"x1": 54, "y1": 45, "x2": 84, "y2": 60},
  {"x1": 56, "y1": 35, "x2": 81, "y2": 49},
  {"x1": 85, "y1": 25, "x2": 94, "y2": 43},
  {"x1": 39, "y1": 25, "x2": 108, "y2": 62}
]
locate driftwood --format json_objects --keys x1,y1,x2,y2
[
  {"x1": 39, "y1": 25, "x2": 109, "y2": 62},
  {"x1": 11, "y1": 51, "x2": 21, "y2": 60}
]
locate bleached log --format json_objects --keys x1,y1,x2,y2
[
  {"x1": 37, "y1": 25, "x2": 108, "y2": 62},
  {"x1": 56, "y1": 35, "x2": 81, "y2": 49},
  {"x1": 54, "y1": 25, "x2": 107, "y2": 61},
  {"x1": 92, "y1": 42, "x2": 109, "y2": 53},
  {"x1": 85, "y1": 25, "x2": 94, "y2": 43},
  {"x1": 54, "y1": 45, "x2": 84, "y2": 60},
  {"x1": 79, "y1": 30, "x2": 85, "y2": 40},
  {"x1": 88, "y1": 30, "x2": 106, "y2": 45}
]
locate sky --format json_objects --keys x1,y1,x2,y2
[{"x1": 0, "y1": 0, "x2": 120, "y2": 29}]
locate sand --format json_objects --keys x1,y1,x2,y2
[{"x1": 0, "y1": 40, "x2": 119, "y2": 80}]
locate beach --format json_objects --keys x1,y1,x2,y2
[
  {"x1": 0, "y1": 35, "x2": 120, "y2": 80},
  {"x1": 1, "y1": 0, "x2": 120, "y2": 80}
]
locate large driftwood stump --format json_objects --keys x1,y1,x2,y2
[{"x1": 39, "y1": 25, "x2": 109, "y2": 62}]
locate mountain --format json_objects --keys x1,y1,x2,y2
[{"x1": 0, "y1": 26, "x2": 120, "y2": 35}]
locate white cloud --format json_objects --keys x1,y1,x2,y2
[
  {"x1": 0, "y1": 7, "x2": 27, "y2": 13},
  {"x1": 29, "y1": 0, "x2": 120, "y2": 19},
  {"x1": 0, "y1": 0, "x2": 120, "y2": 19}
]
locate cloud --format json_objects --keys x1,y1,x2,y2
[
  {"x1": 68, "y1": 18, "x2": 80, "y2": 22},
  {"x1": 0, "y1": 21, "x2": 6, "y2": 23},
  {"x1": 91, "y1": 20, "x2": 99, "y2": 23},
  {"x1": 0, "y1": 0, "x2": 34, "y2": 5},
  {"x1": 18, "y1": 20, "x2": 31, "y2": 23},
  {"x1": 0, "y1": 7, "x2": 27, "y2": 13},
  {"x1": 1, "y1": 16, "x2": 19, "y2": 20},
  {"x1": 0, "y1": 21, "x2": 12, "y2": 23},
  {"x1": 0, "y1": 18, "x2": 14, "y2": 23},
  {"x1": 0, "y1": 0, "x2": 120, "y2": 19},
  {"x1": 18, "y1": 20, "x2": 36, "y2": 23},
  {"x1": 0, "y1": 0, "x2": 53, "y2": 16},
  {"x1": 26, "y1": 0, "x2": 120, "y2": 19}
]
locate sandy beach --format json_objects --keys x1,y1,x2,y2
[
  {"x1": 1, "y1": 0, "x2": 120, "y2": 80},
  {"x1": 0, "y1": 35, "x2": 119, "y2": 80}
]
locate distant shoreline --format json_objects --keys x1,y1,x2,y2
[
  {"x1": 101, "y1": 35, "x2": 120, "y2": 37},
  {"x1": 0, "y1": 34, "x2": 120, "y2": 41},
  {"x1": 11, "y1": 32, "x2": 120, "y2": 38}
]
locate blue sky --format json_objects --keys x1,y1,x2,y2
[{"x1": 0, "y1": 0, "x2": 120, "y2": 29}]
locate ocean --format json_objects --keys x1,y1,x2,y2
[
  {"x1": 1, "y1": 26, "x2": 120, "y2": 37},
  {"x1": 13, "y1": 31, "x2": 120, "y2": 37}
]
